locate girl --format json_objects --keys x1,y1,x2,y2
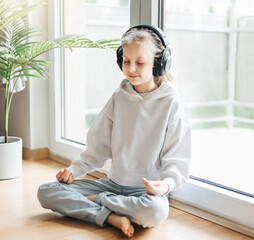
[{"x1": 37, "y1": 25, "x2": 191, "y2": 238}]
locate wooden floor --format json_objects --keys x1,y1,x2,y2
[{"x1": 0, "y1": 159, "x2": 252, "y2": 240}]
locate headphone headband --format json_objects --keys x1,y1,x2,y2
[{"x1": 122, "y1": 24, "x2": 169, "y2": 48}]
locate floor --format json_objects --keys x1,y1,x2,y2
[{"x1": 0, "y1": 159, "x2": 252, "y2": 240}]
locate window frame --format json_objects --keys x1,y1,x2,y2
[
  {"x1": 48, "y1": 0, "x2": 254, "y2": 235},
  {"x1": 48, "y1": 0, "x2": 85, "y2": 161}
]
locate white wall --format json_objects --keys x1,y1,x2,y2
[
  {"x1": 0, "y1": 84, "x2": 31, "y2": 146},
  {"x1": 0, "y1": 0, "x2": 49, "y2": 149}
]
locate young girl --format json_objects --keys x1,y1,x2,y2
[{"x1": 37, "y1": 25, "x2": 191, "y2": 238}]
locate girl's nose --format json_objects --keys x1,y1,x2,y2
[{"x1": 129, "y1": 62, "x2": 136, "y2": 72}]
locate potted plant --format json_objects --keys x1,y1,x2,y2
[{"x1": 0, "y1": 0, "x2": 120, "y2": 179}]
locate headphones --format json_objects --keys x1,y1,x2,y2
[{"x1": 116, "y1": 24, "x2": 172, "y2": 77}]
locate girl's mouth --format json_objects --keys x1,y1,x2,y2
[{"x1": 129, "y1": 75, "x2": 139, "y2": 79}]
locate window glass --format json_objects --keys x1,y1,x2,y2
[
  {"x1": 236, "y1": 0, "x2": 254, "y2": 27},
  {"x1": 62, "y1": 0, "x2": 129, "y2": 144},
  {"x1": 235, "y1": 0, "x2": 254, "y2": 103},
  {"x1": 166, "y1": 30, "x2": 228, "y2": 103},
  {"x1": 235, "y1": 32, "x2": 254, "y2": 103},
  {"x1": 166, "y1": 0, "x2": 254, "y2": 197},
  {"x1": 166, "y1": 0, "x2": 231, "y2": 27}
]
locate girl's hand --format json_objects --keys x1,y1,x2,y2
[
  {"x1": 142, "y1": 178, "x2": 169, "y2": 196},
  {"x1": 56, "y1": 169, "x2": 74, "y2": 184}
]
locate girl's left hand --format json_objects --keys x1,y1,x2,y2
[{"x1": 142, "y1": 178, "x2": 169, "y2": 196}]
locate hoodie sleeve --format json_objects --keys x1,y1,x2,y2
[
  {"x1": 67, "y1": 95, "x2": 114, "y2": 179},
  {"x1": 160, "y1": 100, "x2": 191, "y2": 193}
]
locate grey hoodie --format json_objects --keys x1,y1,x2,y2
[{"x1": 68, "y1": 79, "x2": 191, "y2": 192}]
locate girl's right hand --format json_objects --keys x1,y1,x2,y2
[{"x1": 56, "y1": 168, "x2": 74, "y2": 184}]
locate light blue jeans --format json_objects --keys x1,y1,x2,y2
[{"x1": 37, "y1": 178, "x2": 169, "y2": 228}]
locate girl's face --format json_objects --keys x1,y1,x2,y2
[{"x1": 122, "y1": 40, "x2": 158, "y2": 93}]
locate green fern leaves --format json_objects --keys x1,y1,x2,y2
[{"x1": 0, "y1": 20, "x2": 120, "y2": 82}]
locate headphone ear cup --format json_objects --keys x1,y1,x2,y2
[
  {"x1": 117, "y1": 46, "x2": 123, "y2": 70},
  {"x1": 153, "y1": 47, "x2": 171, "y2": 77},
  {"x1": 163, "y1": 48, "x2": 172, "y2": 74},
  {"x1": 153, "y1": 58, "x2": 160, "y2": 77}
]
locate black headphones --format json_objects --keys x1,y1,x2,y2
[{"x1": 116, "y1": 24, "x2": 172, "y2": 77}]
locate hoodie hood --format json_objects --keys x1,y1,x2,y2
[{"x1": 120, "y1": 79, "x2": 177, "y2": 101}]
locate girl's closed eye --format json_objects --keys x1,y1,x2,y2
[{"x1": 123, "y1": 61, "x2": 144, "y2": 65}]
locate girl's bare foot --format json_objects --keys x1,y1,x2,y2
[
  {"x1": 106, "y1": 213, "x2": 134, "y2": 238},
  {"x1": 86, "y1": 195, "x2": 97, "y2": 202}
]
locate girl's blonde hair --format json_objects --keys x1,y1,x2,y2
[{"x1": 121, "y1": 27, "x2": 174, "y2": 86}]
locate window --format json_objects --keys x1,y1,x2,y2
[
  {"x1": 62, "y1": 0, "x2": 129, "y2": 144},
  {"x1": 165, "y1": 0, "x2": 254, "y2": 232},
  {"x1": 165, "y1": 0, "x2": 254, "y2": 197},
  {"x1": 48, "y1": 0, "x2": 130, "y2": 160}
]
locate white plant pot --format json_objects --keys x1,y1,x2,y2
[{"x1": 0, "y1": 136, "x2": 22, "y2": 179}]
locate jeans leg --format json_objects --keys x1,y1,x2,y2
[
  {"x1": 95, "y1": 189, "x2": 169, "y2": 228},
  {"x1": 37, "y1": 179, "x2": 114, "y2": 227}
]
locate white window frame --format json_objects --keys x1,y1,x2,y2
[
  {"x1": 48, "y1": 0, "x2": 86, "y2": 162},
  {"x1": 48, "y1": 0, "x2": 254, "y2": 236}
]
